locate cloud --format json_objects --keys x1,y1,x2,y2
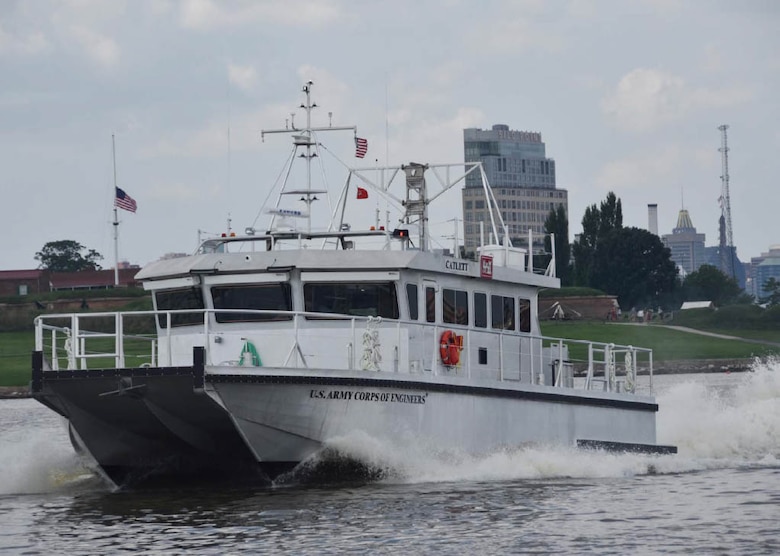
[
  {"x1": 469, "y1": 15, "x2": 564, "y2": 53},
  {"x1": 140, "y1": 103, "x2": 287, "y2": 159},
  {"x1": 602, "y1": 68, "x2": 754, "y2": 132},
  {"x1": 596, "y1": 145, "x2": 683, "y2": 192},
  {"x1": 179, "y1": 0, "x2": 346, "y2": 30},
  {"x1": 141, "y1": 120, "x2": 232, "y2": 158},
  {"x1": 594, "y1": 143, "x2": 718, "y2": 194},
  {"x1": 44, "y1": 1, "x2": 125, "y2": 68},
  {"x1": 388, "y1": 106, "x2": 485, "y2": 165},
  {"x1": 228, "y1": 62, "x2": 259, "y2": 93},
  {"x1": 67, "y1": 25, "x2": 120, "y2": 67},
  {"x1": 146, "y1": 181, "x2": 214, "y2": 201},
  {"x1": 0, "y1": 24, "x2": 48, "y2": 55}
]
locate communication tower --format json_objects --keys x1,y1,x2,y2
[{"x1": 718, "y1": 124, "x2": 735, "y2": 278}]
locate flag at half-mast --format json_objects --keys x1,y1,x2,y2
[
  {"x1": 115, "y1": 187, "x2": 137, "y2": 213},
  {"x1": 355, "y1": 136, "x2": 368, "y2": 158}
]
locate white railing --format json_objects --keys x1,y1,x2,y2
[{"x1": 33, "y1": 309, "x2": 654, "y2": 395}]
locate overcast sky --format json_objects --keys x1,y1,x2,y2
[{"x1": 1, "y1": 0, "x2": 778, "y2": 270}]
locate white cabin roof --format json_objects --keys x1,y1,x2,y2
[{"x1": 136, "y1": 248, "x2": 559, "y2": 289}]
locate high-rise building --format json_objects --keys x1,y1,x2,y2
[
  {"x1": 661, "y1": 209, "x2": 706, "y2": 276},
  {"x1": 461, "y1": 125, "x2": 568, "y2": 253},
  {"x1": 750, "y1": 246, "x2": 780, "y2": 300}
]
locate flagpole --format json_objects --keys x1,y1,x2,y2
[{"x1": 112, "y1": 134, "x2": 119, "y2": 286}]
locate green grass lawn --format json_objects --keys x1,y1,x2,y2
[
  {"x1": 540, "y1": 321, "x2": 777, "y2": 363},
  {"x1": 0, "y1": 331, "x2": 34, "y2": 387},
  {"x1": 0, "y1": 329, "x2": 157, "y2": 387},
  {"x1": 675, "y1": 328, "x2": 780, "y2": 344}
]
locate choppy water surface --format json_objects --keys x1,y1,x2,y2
[{"x1": 1, "y1": 359, "x2": 778, "y2": 555}]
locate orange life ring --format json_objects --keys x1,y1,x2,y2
[{"x1": 439, "y1": 330, "x2": 461, "y2": 366}]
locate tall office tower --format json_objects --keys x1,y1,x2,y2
[
  {"x1": 461, "y1": 124, "x2": 568, "y2": 254},
  {"x1": 661, "y1": 208, "x2": 707, "y2": 276}
]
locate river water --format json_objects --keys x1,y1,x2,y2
[{"x1": 1, "y1": 359, "x2": 778, "y2": 555}]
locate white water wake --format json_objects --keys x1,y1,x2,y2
[
  {"x1": 0, "y1": 404, "x2": 99, "y2": 496},
  {"x1": 312, "y1": 358, "x2": 780, "y2": 484}
]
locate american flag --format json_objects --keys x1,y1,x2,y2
[
  {"x1": 355, "y1": 136, "x2": 368, "y2": 158},
  {"x1": 115, "y1": 187, "x2": 137, "y2": 213}
]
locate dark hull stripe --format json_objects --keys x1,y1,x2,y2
[{"x1": 208, "y1": 373, "x2": 658, "y2": 412}]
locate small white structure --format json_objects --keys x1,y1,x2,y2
[{"x1": 680, "y1": 301, "x2": 714, "y2": 310}]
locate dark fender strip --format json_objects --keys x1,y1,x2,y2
[{"x1": 208, "y1": 373, "x2": 659, "y2": 412}]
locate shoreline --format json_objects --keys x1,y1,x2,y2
[
  {"x1": 0, "y1": 386, "x2": 31, "y2": 399},
  {"x1": 0, "y1": 358, "x2": 756, "y2": 400}
]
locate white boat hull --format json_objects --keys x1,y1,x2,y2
[{"x1": 208, "y1": 367, "x2": 660, "y2": 467}]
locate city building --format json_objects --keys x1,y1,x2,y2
[
  {"x1": 461, "y1": 124, "x2": 568, "y2": 254},
  {"x1": 704, "y1": 245, "x2": 746, "y2": 289},
  {"x1": 750, "y1": 245, "x2": 780, "y2": 301},
  {"x1": 661, "y1": 209, "x2": 707, "y2": 276}
]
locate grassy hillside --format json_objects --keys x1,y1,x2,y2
[{"x1": 540, "y1": 321, "x2": 777, "y2": 363}]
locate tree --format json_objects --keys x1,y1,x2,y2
[
  {"x1": 589, "y1": 227, "x2": 678, "y2": 309},
  {"x1": 760, "y1": 277, "x2": 780, "y2": 307},
  {"x1": 683, "y1": 264, "x2": 742, "y2": 307},
  {"x1": 598, "y1": 191, "x2": 623, "y2": 237},
  {"x1": 571, "y1": 192, "x2": 623, "y2": 286},
  {"x1": 35, "y1": 240, "x2": 103, "y2": 271},
  {"x1": 544, "y1": 204, "x2": 571, "y2": 285}
]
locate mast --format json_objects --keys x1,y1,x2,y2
[
  {"x1": 261, "y1": 81, "x2": 358, "y2": 234},
  {"x1": 112, "y1": 134, "x2": 119, "y2": 286}
]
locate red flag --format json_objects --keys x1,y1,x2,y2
[
  {"x1": 356, "y1": 187, "x2": 368, "y2": 199},
  {"x1": 355, "y1": 137, "x2": 368, "y2": 158}
]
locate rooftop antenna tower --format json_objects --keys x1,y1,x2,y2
[{"x1": 718, "y1": 124, "x2": 736, "y2": 278}]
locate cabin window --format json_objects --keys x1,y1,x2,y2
[
  {"x1": 474, "y1": 292, "x2": 487, "y2": 328},
  {"x1": 518, "y1": 297, "x2": 531, "y2": 333},
  {"x1": 443, "y1": 288, "x2": 468, "y2": 325},
  {"x1": 491, "y1": 295, "x2": 515, "y2": 331},
  {"x1": 425, "y1": 286, "x2": 436, "y2": 323},
  {"x1": 406, "y1": 283, "x2": 419, "y2": 321},
  {"x1": 304, "y1": 282, "x2": 399, "y2": 319},
  {"x1": 211, "y1": 284, "x2": 292, "y2": 323},
  {"x1": 155, "y1": 287, "x2": 205, "y2": 328}
]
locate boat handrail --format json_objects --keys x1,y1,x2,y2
[{"x1": 33, "y1": 309, "x2": 654, "y2": 395}]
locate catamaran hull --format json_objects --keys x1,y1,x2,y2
[
  {"x1": 32, "y1": 353, "x2": 670, "y2": 486},
  {"x1": 209, "y1": 370, "x2": 663, "y2": 466}
]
